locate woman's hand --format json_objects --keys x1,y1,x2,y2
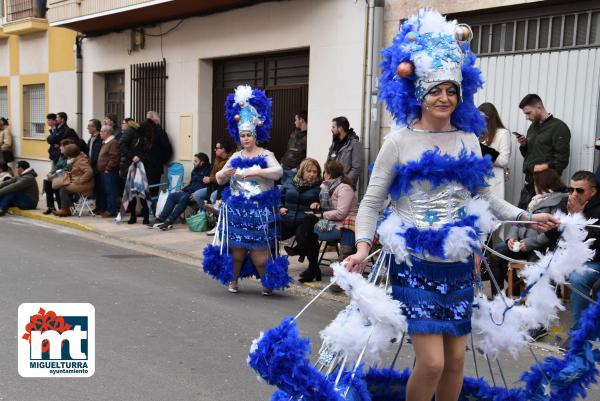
[
  {"x1": 507, "y1": 238, "x2": 517, "y2": 250},
  {"x1": 310, "y1": 202, "x2": 320, "y2": 210},
  {"x1": 519, "y1": 240, "x2": 527, "y2": 252},
  {"x1": 279, "y1": 207, "x2": 288, "y2": 216},
  {"x1": 344, "y1": 242, "x2": 370, "y2": 273},
  {"x1": 132, "y1": 156, "x2": 140, "y2": 163},
  {"x1": 202, "y1": 176, "x2": 210, "y2": 184},
  {"x1": 530, "y1": 212, "x2": 560, "y2": 232},
  {"x1": 221, "y1": 167, "x2": 236, "y2": 178},
  {"x1": 241, "y1": 169, "x2": 262, "y2": 179}
]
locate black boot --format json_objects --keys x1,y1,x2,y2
[
  {"x1": 298, "y1": 264, "x2": 321, "y2": 283},
  {"x1": 141, "y1": 201, "x2": 150, "y2": 225},
  {"x1": 127, "y1": 198, "x2": 137, "y2": 224}
]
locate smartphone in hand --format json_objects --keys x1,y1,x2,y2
[{"x1": 512, "y1": 131, "x2": 523, "y2": 138}]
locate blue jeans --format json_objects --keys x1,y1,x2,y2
[
  {"x1": 192, "y1": 188, "x2": 217, "y2": 206},
  {"x1": 159, "y1": 191, "x2": 191, "y2": 223},
  {"x1": 101, "y1": 171, "x2": 119, "y2": 214},
  {"x1": 0, "y1": 192, "x2": 37, "y2": 210},
  {"x1": 569, "y1": 262, "x2": 600, "y2": 330}
]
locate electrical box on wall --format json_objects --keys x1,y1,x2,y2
[
  {"x1": 129, "y1": 28, "x2": 145, "y2": 54},
  {"x1": 179, "y1": 114, "x2": 193, "y2": 161}
]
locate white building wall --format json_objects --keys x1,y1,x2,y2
[
  {"x1": 475, "y1": 48, "x2": 600, "y2": 205},
  {"x1": 19, "y1": 33, "x2": 49, "y2": 75},
  {"x1": 49, "y1": 70, "x2": 78, "y2": 127},
  {"x1": 79, "y1": 0, "x2": 368, "y2": 173},
  {"x1": 0, "y1": 40, "x2": 9, "y2": 77}
]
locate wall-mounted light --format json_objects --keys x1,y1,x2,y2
[{"x1": 129, "y1": 27, "x2": 145, "y2": 55}]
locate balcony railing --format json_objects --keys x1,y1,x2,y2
[{"x1": 7, "y1": 0, "x2": 46, "y2": 22}]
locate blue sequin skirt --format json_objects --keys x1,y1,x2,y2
[
  {"x1": 219, "y1": 188, "x2": 280, "y2": 250},
  {"x1": 390, "y1": 255, "x2": 474, "y2": 336}
]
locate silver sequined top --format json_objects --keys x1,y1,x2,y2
[
  {"x1": 355, "y1": 127, "x2": 523, "y2": 248},
  {"x1": 216, "y1": 149, "x2": 283, "y2": 197}
]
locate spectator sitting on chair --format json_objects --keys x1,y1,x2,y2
[
  {"x1": 54, "y1": 144, "x2": 95, "y2": 217},
  {"x1": 0, "y1": 160, "x2": 39, "y2": 216},
  {"x1": 0, "y1": 161, "x2": 13, "y2": 182},
  {"x1": 42, "y1": 138, "x2": 75, "y2": 215},
  {"x1": 193, "y1": 141, "x2": 232, "y2": 206},
  {"x1": 293, "y1": 160, "x2": 358, "y2": 283},
  {"x1": 154, "y1": 152, "x2": 211, "y2": 231},
  {"x1": 546, "y1": 171, "x2": 600, "y2": 338},
  {"x1": 488, "y1": 169, "x2": 567, "y2": 297},
  {"x1": 279, "y1": 158, "x2": 322, "y2": 241},
  {"x1": 97, "y1": 125, "x2": 120, "y2": 218}
]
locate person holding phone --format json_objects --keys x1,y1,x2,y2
[{"x1": 516, "y1": 94, "x2": 571, "y2": 209}]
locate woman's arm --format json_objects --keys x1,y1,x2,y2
[
  {"x1": 494, "y1": 129, "x2": 511, "y2": 168},
  {"x1": 354, "y1": 136, "x2": 400, "y2": 246},
  {"x1": 260, "y1": 151, "x2": 283, "y2": 181},
  {"x1": 216, "y1": 154, "x2": 236, "y2": 185}
]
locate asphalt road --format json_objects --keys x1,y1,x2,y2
[{"x1": 1, "y1": 216, "x2": 598, "y2": 400}]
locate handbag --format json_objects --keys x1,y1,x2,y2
[
  {"x1": 51, "y1": 170, "x2": 68, "y2": 190},
  {"x1": 314, "y1": 218, "x2": 336, "y2": 233},
  {"x1": 186, "y1": 210, "x2": 208, "y2": 232}
]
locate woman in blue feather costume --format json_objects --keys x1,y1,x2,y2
[
  {"x1": 343, "y1": 9, "x2": 559, "y2": 401},
  {"x1": 202, "y1": 85, "x2": 291, "y2": 295}
]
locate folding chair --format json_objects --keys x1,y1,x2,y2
[
  {"x1": 71, "y1": 193, "x2": 95, "y2": 217},
  {"x1": 318, "y1": 240, "x2": 340, "y2": 267},
  {"x1": 148, "y1": 162, "x2": 185, "y2": 205}
]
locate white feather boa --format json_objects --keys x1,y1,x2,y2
[
  {"x1": 472, "y1": 212, "x2": 596, "y2": 359},
  {"x1": 377, "y1": 197, "x2": 497, "y2": 265},
  {"x1": 319, "y1": 263, "x2": 407, "y2": 366}
]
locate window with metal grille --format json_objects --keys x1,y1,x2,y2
[
  {"x1": 130, "y1": 60, "x2": 166, "y2": 125},
  {"x1": 0, "y1": 87, "x2": 8, "y2": 120},
  {"x1": 22, "y1": 84, "x2": 45, "y2": 139},
  {"x1": 470, "y1": 10, "x2": 600, "y2": 55}
]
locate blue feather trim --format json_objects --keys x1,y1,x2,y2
[
  {"x1": 262, "y1": 256, "x2": 293, "y2": 290},
  {"x1": 402, "y1": 215, "x2": 479, "y2": 259},
  {"x1": 225, "y1": 88, "x2": 272, "y2": 144},
  {"x1": 229, "y1": 155, "x2": 269, "y2": 170},
  {"x1": 389, "y1": 147, "x2": 494, "y2": 198},
  {"x1": 202, "y1": 244, "x2": 234, "y2": 285}
]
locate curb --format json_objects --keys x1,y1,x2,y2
[{"x1": 8, "y1": 208, "x2": 94, "y2": 232}]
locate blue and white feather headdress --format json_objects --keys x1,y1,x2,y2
[
  {"x1": 379, "y1": 9, "x2": 486, "y2": 136},
  {"x1": 225, "y1": 85, "x2": 272, "y2": 144}
]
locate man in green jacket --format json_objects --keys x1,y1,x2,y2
[
  {"x1": 0, "y1": 160, "x2": 39, "y2": 215},
  {"x1": 516, "y1": 94, "x2": 571, "y2": 208}
]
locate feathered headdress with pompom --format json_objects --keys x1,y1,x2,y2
[
  {"x1": 225, "y1": 85, "x2": 272, "y2": 144},
  {"x1": 379, "y1": 9, "x2": 486, "y2": 136}
]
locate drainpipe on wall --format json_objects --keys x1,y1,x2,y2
[
  {"x1": 75, "y1": 34, "x2": 84, "y2": 136},
  {"x1": 360, "y1": 0, "x2": 384, "y2": 195}
]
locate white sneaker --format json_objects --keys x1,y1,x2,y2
[
  {"x1": 151, "y1": 220, "x2": 164, "y2": 229},
  {"x1": 206, "y1": 227, "x2": 217, "y2": 236}
]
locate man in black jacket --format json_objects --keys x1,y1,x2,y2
[
  {"x1": 516, "y1": 94, "x2": 571, "y2": 208},
  {"x1": 87, "y1": 119, "x2": 104, "y2": 212},
  {"x1": 549, "y1": 171, "x2": 600, "y2": 333},
  {"x1": 280, "y1": 110, "x2": 307, "y2": 185}
]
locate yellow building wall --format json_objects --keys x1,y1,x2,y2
[
  {"x1": 9, "y1": 36, "x2": 19, "y2": 76},
  {"x1": 48, "y1": 27, "x2": 76, "y2": 72},
  {"x1": 20, "y1": 74, "x2": 50, "y2": 159}
]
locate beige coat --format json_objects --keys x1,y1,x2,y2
[
  {"x1": 0, "y1": 126, "x2": 12, "y2": 152},
  {"x1": 65, "y1": 153, "x2": 94, "y2": 196}
]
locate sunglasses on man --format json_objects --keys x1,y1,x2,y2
[{"x1": 567, "y1": 187, "x2": 586, "y2": 194}]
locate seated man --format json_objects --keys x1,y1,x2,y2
[
  {"x1": 154, "y1": 153, "x2": 210, "y2": 231},
  {"x1": 0, "y1": 160, "x2": 39, "y2": 215},
  {"x1": 192, "y1": 141, "x2": 232, "y2": 206},
  {"x1": 545, "y1": 171, "x2": 600, "y2": 342}
]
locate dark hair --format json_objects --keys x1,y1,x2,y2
[
  {"x1": 63, "y1": 144, "x2": 81, "y2": 158},
  {"x1": 324, "y1": 160, "x2": 355, "y2": 191},
  {"x1": 105, "y1": 113, "x2": 118, "y2": 124},
  {"x1": 89, "y1": 119, "x2": 101, "y2": 131},
  {"x1": 194, "y1": 152, "x2": 209, "y2": 165},
  {"x1": 57, "y1": 112, "x2": 68, "y2": 121},
  {"x1": 571, "y1": 170, "x2": 598, "y2": 188},
  {"x1": 124, "y1": 117, "x2": 134, "y2": 123},
  {"x1": 519, "y1": 94, "x2": 544, "y2": 109},
  {"x1": 46, "y1": 113, "x2": 57, "y2": 120},
  {"x1": 296, "y1": 110, "x2": 308, "y2": 123},
  {"x1": 60, "y1": 138, "x2": 75, "y2": 147},
  {"x1": 0, "y1": 117, "x2": 9, "y2": 126},
  {"x1": 17, "y1": 160, "x2": 30, "y2": 170},
  {"x1": 478, "y1": 102, "x2": 506, "y2": 145},
  {"x1": 533, "y1": 169, "x2": 566, "y2": 194},
  {"x1": 332, "y1": 116, "x2": 350, "y2": 133}
]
